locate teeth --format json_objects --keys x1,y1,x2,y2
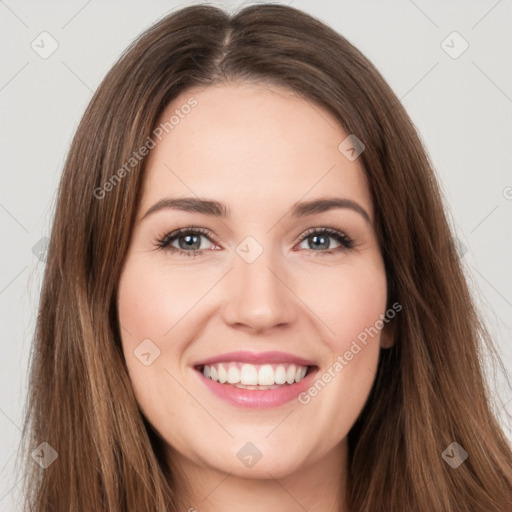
[
  {"x1": 217, "y1": 365, "x2": 227, "y2": 383},
  {"x1": 286, "y1": 365, "x2": 296, "y2": 384},
  {"x1": 227, "y1": 366, "x2": 240, "y2": 384},
  {"x1": 274, "y1": 365, "x2": 287, "y2": 385},
  {"x1": 258, "y1": 364, "x2": 274, "y2": 385},
  {"x1": 240, "y1": 364, "x2": 258, "y2": 385},
  {"x1": 296, "y1": 366, "x2": 307, "y2": 382},
  {"x1": 201, "y1": 362, "x2": 310, "y2": 386}
]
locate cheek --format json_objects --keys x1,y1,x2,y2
[
  {"x1": 298, "y1": 257, "x2": 388, "y2": 351},
  {"x1": 117, "y1": 254, "x2": 201, "y2": 344},
  {"x1": 116, "y1": 259, "x2": 190, "y2": 440},
  {"x1": 293, "y1": 259, "x2": 387, "y2": 432}
]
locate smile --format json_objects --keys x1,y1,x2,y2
[
  {"x1": 193, "y1": 351, "x2": 319, "y2": 408},
  {"x1": 200, "y1": 362, "x2": 310, "y2": 388}
]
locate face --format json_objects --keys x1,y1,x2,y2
[{"x1": 117, "y1": 81, "x2": 393, "y2": 480}]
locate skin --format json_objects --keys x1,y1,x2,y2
[{"x1": 117, "y1": 81, "x2": 394, "y2": 512}]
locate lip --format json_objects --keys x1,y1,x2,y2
[
  {"x1": 195, "y1": 366, "x2": 318, "y2": 409},
  {"x1": 193, "y1": 350, "x2": 316, "y2": 367},
  {"x1": 193, "y1": 351, "x2": 319, "y2": 409}
]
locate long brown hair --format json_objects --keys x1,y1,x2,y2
[{"x1": 21, "y1": 3, "x2": 512, "y2": 511}]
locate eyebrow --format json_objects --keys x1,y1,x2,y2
[{"x1": 141, "y1": 196, "x2": 371, "y2": 224}]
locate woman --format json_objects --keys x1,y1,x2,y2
[{"x1": 21, "y1": 3, "x2": 512, "y2": 511}]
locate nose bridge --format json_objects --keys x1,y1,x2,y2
[{"x1": 222, "y1": 235, "x2": 296, "y2": 331}]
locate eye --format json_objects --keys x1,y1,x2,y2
[
  {"x1": 296, "y1": 227, "x2": 355, "y2": 255},
  {"x1": 155, "y1": 226, "x2": 355, "y2": 257},
  {"x1": 155, "y1": 227, "x2": 217, "y2": 257}
]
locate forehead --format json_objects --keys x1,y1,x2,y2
[{"x1": 140, "y1": 81, "x2": 374, "y2": 223}]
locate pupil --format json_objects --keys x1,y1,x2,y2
[
  {"x1": 311, "y1": 235, "x2": 328, "y2": 250},
  {"x1": 180, "y1": 234, "x2": 200, "y2": 250}
]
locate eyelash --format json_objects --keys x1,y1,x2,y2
[{"x1": 155, "y1": 225, "x2": 356, "y2": 258}]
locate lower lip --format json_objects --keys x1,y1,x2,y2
[{"x1": 195, "y1": 367, "x2": 318, "y2": 409}]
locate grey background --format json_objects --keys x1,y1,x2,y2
[{"x1": 1, "y1": 0, "x2": 511, "y2": 509}]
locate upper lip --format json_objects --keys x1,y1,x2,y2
[{"x1": 193, "y1": 351, "x2": 316, "y2": 367}]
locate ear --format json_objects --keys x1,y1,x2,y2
[{"x1": 380, "y1": 317, "x2": 396, "y2": 349}]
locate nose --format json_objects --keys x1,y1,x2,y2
[{"x1": 221, "y1": 245, "x2": 297, "y2": 333}]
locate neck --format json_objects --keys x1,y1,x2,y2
[{"x1": 170, "y1": 439, "x2": 349, "y2": 512}]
